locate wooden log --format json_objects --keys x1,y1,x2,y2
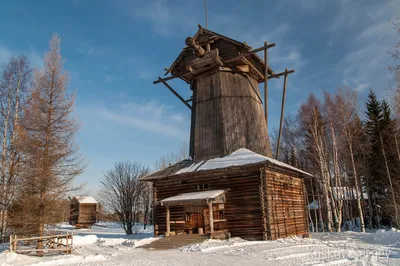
[
  {"x1": 276, "y1": 68, "x2": 288, "y2": 159},
  {"x1": 209, "y1": 202, "x2": 214, "y2": 233},
  {"x1": 223, "y1": 43, "x2": 276, "y2": 64},
  {"x1": 268, "y1": 69, "x2": 295, "y2": 79},
  {"x1": 158, "y1": 78, "x2": 192, "y2": 110},
  {"x1": 264, "y1": 42, "x2": 269, "y2": 130}
]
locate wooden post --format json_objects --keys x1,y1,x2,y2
[
  {"x1": 13, "y1": 235, "x2": 17, "y2": 252},
  {"x1": 65, "y1": 232, "x2": 68, "y2": 254},
  {"x1": 276, "y1": 68, "x2": 289, "y2": 159},
  {"x1": 166, "y1": 206, "x2": 170, "y2": 236},
  {"x1": 264, "y1": 42, "x2": 268, "y2": 129},
  {"x1": 208, "y1": 202, "x2": 214, "y2": 233},
  {"x1": 9, "y1": 235, "x2": 13, "y2": 252}
]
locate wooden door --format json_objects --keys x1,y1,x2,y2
[{"x1": 190, "y1": 213, "x2": 204, "y2": 228}]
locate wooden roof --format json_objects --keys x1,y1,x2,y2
[
  {"x1": 159, "y1": 189, "x2": 227, "y2": 206},
  {"x1": 140, "y1": 149, "x2": 312, "y2": 181},
  {"x1": 166, "y1": 25, "x2": 274, "y2": 83}
]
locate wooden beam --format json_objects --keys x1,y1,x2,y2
[
  {"x1": 268, "y1": 69, "x2": 295, "y2": 79},
  {"x1": 242, "y1": 57, "x2": 264, "y2": 80},
  {"x1": 166, "y1": 206, "x2": 170, "y2": 235},
  {"x1": 158, "y1": 78, "x2": 192, "y2": 110},
  {"x1": 276, "y1": 69, "x2": 289, "y2": 159},
  {"x1": 223, "y1": 43, "x2": 276, "y2": 64},
  {"x1": 209, "y1": 202, "x2": 214, "y2": 233},
  {"x1": 264, "y1": 42, "x2": 269, "y2": 130}
]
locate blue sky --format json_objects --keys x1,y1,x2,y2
[{"x1": 0, "y1": 0, "x2": 399, "y2": 195}]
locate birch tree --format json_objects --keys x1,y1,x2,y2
[
  {"x1": 0, "y1": 56, "x2": 31, "y2": 242},
  {"x1": 298, "y1": 94, "x2": 333, "y2": 232},
  {"x1": 335, "y1": 88, "x2": 365, "y2": 232},
  {"x1": 324, "y1": 92, "x2": 343, "y2": 232}
]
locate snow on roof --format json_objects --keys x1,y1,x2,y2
[
  {"x1": 75, "y1": 196, "x2": 98, "y2": 204},
  {"x1": 160, "y1": 190, "x2": 226, "y2": 205},
  {"x1": 175, "y1": 148, "x2": 312, "y2": 176}
]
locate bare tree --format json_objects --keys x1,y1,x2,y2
[
  {"x1": 11, "y1": 34, "x2": 84, "y2": 253},
  {"x1": 298, "y1": 94, "x2": 333, "y2": 232},
  {"x1": 155, "y1": 141, "x2": 189, "y2": 170},
  {"x1": 99, "y1": 161, "x2": 149, "y2": 235},
  {"x1": 0, "y1": 56, "x2": 31, "y2": 242},
  {"x1": 324, "y1": 92, "x2": 342, "y2": 232},
  {"x1": 140, "y1": 182, "x2": 152, "y2": 229},
  {"x1": 335, "y1": 88, "x2": 365, "y2": 232}
]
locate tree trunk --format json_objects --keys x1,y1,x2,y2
[
  {"x1": 347, "y1": 137, "x2": 365, "y2": 232},
  {"x1": 380, "y1": 132, "x2": 399, "y2": 226},
  {"x1": 363, "y1": 155, "x2": 374, "y2": 229},
  {"x1": 310, "y1": 178, "x2": 318, "y2": 232},
  {"x1": 328, "y1": 120, "x2": 343, "y2": 232}
]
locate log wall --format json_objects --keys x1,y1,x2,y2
[
  {"x1": 190, "y1": 71, "x2": 272, "y2": 161},
  {"x1": 265, "y1": 169, "x2": 308, "y2": 239},
  {"x1": 153, "y1": 165, "x2": 264, "y2": 240},
  {"x1": 153, "y1": 164, "x2": 309, "y2": 241}
]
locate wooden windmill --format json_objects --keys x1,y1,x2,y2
[{"x1": 154, "y1": 25, "x2": 294, "y2": 161}]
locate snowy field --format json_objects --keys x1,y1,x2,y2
[{"x1": 1, "y1": 223, "x2": 400, "y2": 266}]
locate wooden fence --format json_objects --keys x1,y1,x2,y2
[{"x1": 10, "y1": 231, "x2": 73, "y2": 255}]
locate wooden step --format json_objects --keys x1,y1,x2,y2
[{"x1": 140, "y1": 235, "x2": 208, "y2": 250}]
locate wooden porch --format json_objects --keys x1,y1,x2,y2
[{"x1": 159, "y1": 190, "x2": 229, "y2": 238}]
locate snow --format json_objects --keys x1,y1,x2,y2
[
  {"x1": 160, "y1": 190, "x2": 226, "y2": 205},
  {"x1": 176, "y1": 148, "x2": 312, "y2": 176},
  {"x1": 74, "y1": 196, "x2": 98, "y2": 204},
  {"x1": 1, "y1": 225, "x2": 400, "y2": 265}
]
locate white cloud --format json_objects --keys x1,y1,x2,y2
[
  {"x1": 0, "y1": 43, "x2": 43, "y2": 69},
  {"x1": 334, "y1": 0, "x2": 399, "y2": 93},
  {"x1": 0, "y1": 44, "x2": 13, "y2": 66},
  {"x1": 76, "y1": 46, "x2": 105, "y2": 57},
  {"x1": 133, "y1": 0, "x2": 172, "y2": 36},
  {"x1": 239, "y1": 24, "x2": 305, "y2": 73},
  {"x1": 277, "y1": 0, "x2": 320, "y2": 10},
  {"x1": 90, "y1": 101, "x2": 189, "y2": 138},
  {"x1": 131, "y1": 0, "x2": 197, "y2": 36}
]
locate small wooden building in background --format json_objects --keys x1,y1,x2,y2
[{"x1": 69, "y1": 196, "x2": 99, "y2": 228}]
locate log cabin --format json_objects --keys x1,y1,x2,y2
[
  {"x1": 144, "y1": 26, "x2": 311, "y2": 241},
  {"x1": 69, "y1": 196, "x2": 99, "y2": 228},
  {"x1": 142, "y1": 148, "x2": 311, "y2": 240}
]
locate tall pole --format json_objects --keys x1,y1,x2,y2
[
  {"x1": 264, "y1": 42, "x2": 268, "y2": 129},
  {"x1": 205, "y1": 0, "x2": 208, "y2": 29},
  {"x1": 276, "y1": 68, "x2": 288, "y2": 159}
]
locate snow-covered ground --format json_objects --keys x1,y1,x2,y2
[{"x1": 1, "y1": 224, "x2": 400, "y2": 266}]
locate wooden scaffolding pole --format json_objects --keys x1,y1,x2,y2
[
  {"x1": 158, "y1": 77, "x2": 192, "y2": 110},
  {"x1": 276, "y1": 68, "x2": 292, "y2": 159},
  {"x1": 264, "y1": 42, "x2": 269, "y2": 128}
]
